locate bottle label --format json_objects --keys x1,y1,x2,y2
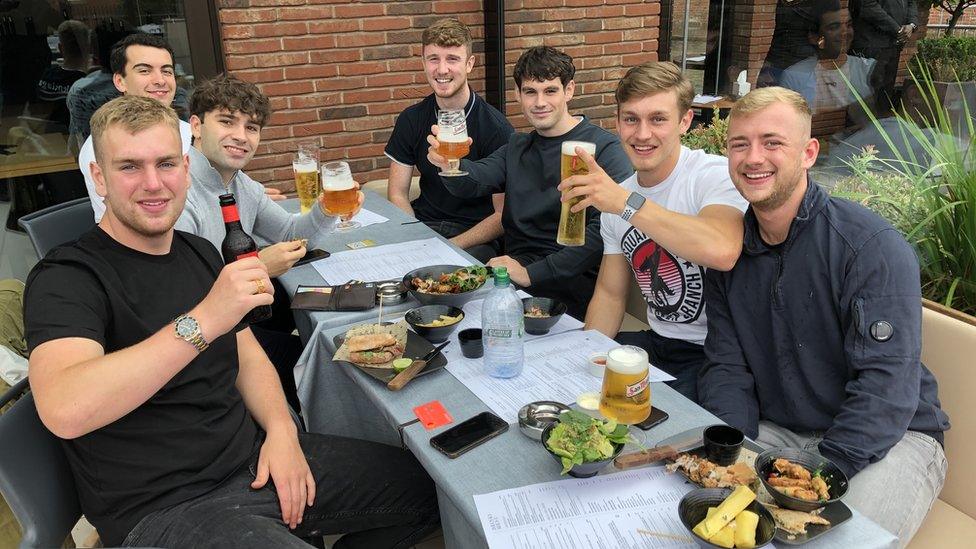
[
  {"x1": 236, "y1": 251, "x2": 259, "y2": 261},
  {"x1": 221, "y1": 204, "x2": 241, "y2": 224},
  {"x1": 625, "y1": 374, "x2": 649, "y2": 398},
  {"x1": 486, "y1": 328, "x2": 513, "y2": 339}
]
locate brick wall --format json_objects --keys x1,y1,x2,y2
[{"x1": 216, "y1": 0, "x2": 660, "y2": 192}]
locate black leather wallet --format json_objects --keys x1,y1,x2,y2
[{"x1": 291, "y1": 282, "x2": 376, "y2": 311}]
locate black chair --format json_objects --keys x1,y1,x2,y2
[
  {"x1": 0, "y1": 379, "x2": 81, "y2": 549},
  {"x1": 17, "y1": 197, "x2": 94, "y2": 258}
]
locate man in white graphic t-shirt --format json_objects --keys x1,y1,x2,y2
[{"x1": 558, "y1": 62, "x2": 747, "y2": 402}]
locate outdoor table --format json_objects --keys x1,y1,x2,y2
[
  {"x1": 295, "y1": 322, "x2": 899, "y2": 549},
  {"x1": 276, "y1": 193, "x2": 479, "y2": 343}
]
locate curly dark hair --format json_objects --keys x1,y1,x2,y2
[
  {"x1": 189, "y1": 74, "x2": 271, "y2": 127},
  {"x1": 512, "y1": 46, "x2": 575, "y2": 89},
  {"x1": 110, "y1": 33, "x2": 174, "y2": 76}
]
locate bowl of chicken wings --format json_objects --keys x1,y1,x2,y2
[{"x1": 755, "y1": 447, "x2": 849, "y2": 512}]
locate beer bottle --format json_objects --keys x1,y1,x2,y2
[{"x1": 219, "y1": 193, "x2": 272, "y2": 323}]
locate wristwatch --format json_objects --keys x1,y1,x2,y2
[
  {"x1": 174, "y1": 314, "x2": 209, "y2": 353},
  {"x1": 620, "y1": 191, "x2": 646, "y2": 222}
]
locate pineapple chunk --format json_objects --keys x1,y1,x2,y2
[
  {"x1": 710, "y1": 519, "x2": 736, "y2": 548},
  {"x1": 734, "y1": 510, "x2": 759, "y2": 548},
  {"x1": 692, "y1": 486, "x2": 756, "y2": 540}
]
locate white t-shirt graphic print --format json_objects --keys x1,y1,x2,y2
[{"x1": 600, "y1": 146, "x2": 747, "y2": 345}]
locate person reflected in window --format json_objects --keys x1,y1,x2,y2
[
  {"x1": 850, "y1": 0, "x2": 918, "y2": 111},
  {"x1": 780, "y1": 3, "x2": 877, "y2": 122},
  {"x1": 65, "y1": 23, "x2": 131, "y2": 145},
  {"x1": 757, "y1": 0, "x2": 818, "y2": 87},
  {"x1": 34, "y1": 20, "x2": 89, "y2": 134}
]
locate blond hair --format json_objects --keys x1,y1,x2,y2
[
  {"x1": 615, "y1": 62, "x2": 695, "y2": 113},
  {"x1": 90, "y1": 95, "x2": 181, "y2": 163},
  {"x1": 422, "y1": 18, "x2": 472, "y2": 55},
  {"x1": 729, "y1": 87, "x2": 813, "y2": 134}
]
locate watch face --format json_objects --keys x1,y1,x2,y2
[{"x1": 176, "y1": 317, "x2": 198, "y2": 338}]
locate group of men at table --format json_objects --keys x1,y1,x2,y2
[{"x1": 19, "y1": 17, "x2": 948, "y2": 549}]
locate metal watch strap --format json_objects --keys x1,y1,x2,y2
[{"x1": 174, "y1": 314, "x2": 209, "y2": 353}]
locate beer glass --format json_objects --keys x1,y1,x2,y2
[
  {"x1": 436, "y1": 109, "x2": 470, "y2": 177},
  {"x1": 320, "y1": 161, "x2": 360, "y2": 231},
  {"x1": 599, "y1": 345, "x2": 651, "y2": 427},
  {"x1": 293, "y1": 141, "x2": 320, "y2": 214},
  {"x1": 557, "y1": 141, "x2": 596, "y2": 246}
]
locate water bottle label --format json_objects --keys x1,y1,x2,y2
[
  {"x1": 486, "y1": 328, "x2": 513, "y2": 338},
  {"x1": 625, "y1": 374, "x2": 649, "y2": 398}
]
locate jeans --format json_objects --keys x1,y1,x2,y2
[
  {"x1": 123, "y1": 432, "x2": 439, "y2": 549},
  {"x1": 423, "y1": 219, "x2": 501, "y2": 264},
  {"x1": 614, "y1": 329, "x2": 705, "y2": 404},
  {"x1": 756, "y1": 421, "x2": 946, "y2": 548}
]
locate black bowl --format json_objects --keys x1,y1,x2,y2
[
  {"x1": 402, "y1": 264, "x2": 491, "y2": 307},
  {"x1": 541, "y1": 422, "x2": 624, "y2": 478},
  {"x1": 521, "y1": 297, "x2": 567, "y2": 335},
  {"x1": 755, "y1": 447, "x2": 849, "y2": 512},
  {"x1": 679, "y1": 488, "x2": 776, "y2": 548},
  {"x1": 405, "y1": 305, "x2": 465, "y2": 343}
]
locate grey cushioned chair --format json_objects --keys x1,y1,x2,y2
[
  {"x1": 0, "y1": 379, "x2": 81, "y2": 549},
  {"x1": 17, "y1": 197, "x2": 95, "y2": 259}
]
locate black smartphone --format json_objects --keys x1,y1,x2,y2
[
  {"x1": 635, "y1": 407, "x2": 669, "y2": 431},
  {"x1": 430, "y1": 411, "x2": 509, "y2": 459},
  {"x1": 294, "y1": 248, "x2": 330, "y2": 267}
]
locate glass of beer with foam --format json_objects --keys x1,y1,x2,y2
[
  {"x1": 599, "y1": 345, "x2": 651, "y2": 428},
  {"x1": 293, "y1": 141, "x2": 320, "y2": 214},
  {"x1": 557, "y1": 141, "x2": 596, "y2": 246},
  {"x1": 436, "y1": 108, "x2": 470, "y2": 177},
  {"x1": 320, "y1": 161, "x2": 360, "y2": 231}
]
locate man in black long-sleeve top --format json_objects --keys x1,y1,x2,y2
[
  {"x1": 426, "y1": 46, "x2": 634, "y2": 318},
  {"x1": 699, "y1": 87, "x2": 948, "y2": 546},
  {"x1": 850, "y1": 0, "x2": 918, "y2": 110}
]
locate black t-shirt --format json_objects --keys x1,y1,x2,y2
[
  {"x1": 385, "y1": 90, "x2": 514, "y2": 228},
  {"x1": 24, "y1": 228, "x2": 259, "y2": 546}
]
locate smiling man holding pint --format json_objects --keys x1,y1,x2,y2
[{"x1": 698, "y1": 87, "x2": 948, "y2": 546}]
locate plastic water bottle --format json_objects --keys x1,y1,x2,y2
[{"x1": 482, "y1": 266, "x2": 524, "y2": 378}]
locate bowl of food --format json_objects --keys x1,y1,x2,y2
[
  {"x1": 521, "y1": 297, "x2": 567, "y2": 335},
  {"x1": 755, "y1": 447, "x2": 848, "y2": 512},
  {"x1": 404, "y1": 305, "x2": 465, "y2": 343},
  {"x1": 541, "y1": 409, "x2": 632, "y2": 478},
  {"x1": 403, "y1": 264, "x2": 490, "y2": 307},
  {"x1": 679, "y1": 486, "x2": 776, "y2": 548}
]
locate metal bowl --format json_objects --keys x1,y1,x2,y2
[
  {"x1": 518, "y1": 401, "x2": 570, "y2": 441},
  {"x1": 375, "y1": 280, "x2": 407, "y2": 305},
  {"x1": 401, "y1": 264, "x2": 490, "y2": 307}
]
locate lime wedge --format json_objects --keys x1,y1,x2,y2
[{"x1": 392, "y1": 358, "x2": 413, "y2": 372}]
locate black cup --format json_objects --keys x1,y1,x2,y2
[
  {"x1": 458, "y1": 328, "x2": 483, "y2": 359},
  {"x1": 703, "y1": 425, "x2": 744, "y2": 466}
]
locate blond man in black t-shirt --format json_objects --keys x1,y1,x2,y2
[{"x1": 24, "y1": 95, "x2": 437, "y2": 548}]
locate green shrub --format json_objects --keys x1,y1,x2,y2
[
  {"x1": 832, "y1": 67, "x2": 976, "y2": 316},
  {"x1": 681, "y1": 109, "x2": 728, "y2": 156},
  {"x1": 911, "y1": 36, "x2": 976, "y2": 82}
]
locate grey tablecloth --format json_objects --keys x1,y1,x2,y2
[
  {"x1": 277, "y1": 193, "x2": 479, "y2": 342},
  {"x1": 296, "y1": 323, "x2": 898, "y2": 549}
]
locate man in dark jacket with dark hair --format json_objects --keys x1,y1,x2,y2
[
  {"x1": 850, "y1": 0, "x2": 918, "y2": 110},
  {"x1": 700, "y1": 86, "x2": 948, "y2": 546}
]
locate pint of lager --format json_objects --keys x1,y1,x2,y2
[
  {"x1": 557, "y1": 141, "x2": 596, "y2": 246},
  {"x1": 293, "y1": 141, "x2": 320, "y2": 214},
  {"x1": 437, "y1": 108, "x2": 470, "y2": 176},
  {"x1": 320, "y1": 161, "x2": 360, "y2": 231},
  {"x1": 599, "y1": 345, "x2": 651, "y2": 425},
  {"x1": 293, "y1": 158, "x2": 319, "y2": 214}
]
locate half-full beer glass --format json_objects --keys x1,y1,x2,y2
[
  {"x1": 437, "y1": 109, "x2": 469, "y2": 177},
  {"x1": 557, "y1": 141, "x2": 596, "y2": 246},
  {"x1": 599, "y1": 345, "x2": 651, "y2": 426},
  {"x1": 320, "y1": 161, "x2": 360, "y2": 231},
  {"x1": 293, "y1": 141, "x2": 320, "y2": 214}
]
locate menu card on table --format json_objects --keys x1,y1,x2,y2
[
  {"x1": 311, "y1": 237, "x2": 471, "y2": 284},
  {"x1": 445, "y1": 330, "x2": 675, "y2": 424},
  {"x1": 474, "y1": 465, "x2": 709, "y2": 548}
]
